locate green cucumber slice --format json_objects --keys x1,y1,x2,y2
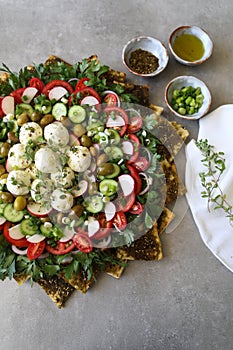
[
  {"x1": 20, "y1": 219, "x2": 39, "y2": 236},
  {"x1": 0, "y1": 203, "x2": 7, "y2": 215},
  {"x1": 16, "y1": 103, "x2": 34, "y2": 117},
  {"x1": 3, "y1": 204, "x2": 24, "y2": 223},
  {"x1": 52, "y1": 102, "x2": 67, "y2": 120},
  {"x1": 84, "y1": 195, "x2": 104, "y2": 213},
  {"x1": 105, "y1": 146, "x2": 123, "y2": 161},
  {"x1": 68, "y1": 105, "x2": 86, "y2": 123},
  {"x1": 99, "y1": 179, "x2": 118, "y2": 197},
  {"x1": 105, "y1": 164, "x2": 121, "y2": 179}
]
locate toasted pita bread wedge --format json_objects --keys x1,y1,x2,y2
[
  {"x1": 157, "y1": 207, "x2": 175, "y2": 234},
  {"x1": 13, "y1": 273, "x2": 30, "y2": 286},
  {"x1": 61, "y1": 267, "x2": 98, "y2": 294}
]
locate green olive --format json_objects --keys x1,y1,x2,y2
[
  {"x1": 0, "y1": 173, "x2": 8, "y2": 180},
  {"x1": 97, "y1": 163, "x2": 115, "y2": 176},
  {"x1": 80, "y1": 135, "x2": 92, "y2": 147},
  {"x1": 40, "y1": 217, "x2": 51, "y2": 223},
  {"x1": 0, "y1": 165, "x2": 6, "y2": 177},
  {"x1": 1, "y1": 192, "x2": 14, "y2": 203},
  {"x1": 97, "y1": 153, "x2": 108, "y2": 167},
  {"x1": 88, "y1": 182, "x2": 97, "y2": 195},
  {"x1": 40, "y1": 114, "x2": 54, "y2": 127},
  {"x1": 71, "y1": 204, "x2": 84, "y2": 217},
  {"x1": 17, "y1": 113, "x2": 29, "y2": 126},
  {"x1": 73, "y1": 124, "x2": 86, "y2": 137},
  {"x1": 0, "y1": 142, "x2": 11, "y2": 157},
  {"x1": 30, "y1": 111, "x2": 42, "y2": 122},
  {"x1": 14, "y1": 196, "x2": 27, "y2": 211},
  {"x1": 60, "y1": 116, "x2": 72, "y2": 128}
]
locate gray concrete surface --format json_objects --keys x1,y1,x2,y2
[{"x1": 0, "y1": 1, "x2": 233, "y2": 349}]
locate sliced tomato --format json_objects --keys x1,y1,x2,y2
[
  {"x1": 75, "y1": 87, "x2": 101, "y2": 103},
  {"x1": 0, "y1": 97, "x2": 4, "y2": 118},
  {"x1": 129, "y1": 201, "x2": 144, "y2": 215},
  {"x1": 10, "y1": 88, "x2": 26, "y2": 104},
  {"x1": 3, "y1": 221, "x2": 28, "y2": 247},
  {"x1": 112, "y1": 211, "x2": 127, "y2": 230},
  {"x1": 116, "y1": 191, "x2": 135, "y2": 212},
  {"x1": 46, "y1": 240, "x2": 75, "y2": 255},
  {"x1": 73, "y1": 229, "x2": 93, "y2": 253},
  {"x1": 127, "y1": 134, "x2": 140, "y2": 164},
  {"x1": 132, "y1": 156, "x2": 150, "y2": 171},
  {"x1": 127, "y1": 164, "x2": 142, "y2": 194},
  {"x1": 104, "y1": 106, "x2": 128, "y2": 136},
  {"x1": 27, "y1": 240, "x2": 46, "y2": 260},
  {"x1": 29, "y1": 77, "x2": 44, "y2": 93},
  {"x1": 92, "y1": 213, "x2": 112, "y2": 240},
  {"x1": 127, "y1": 115, "x2": 143, "y2": 133},
  {"x1": 42, "y1": 80, "x2": 73, "y2": 96},
  {"x1": 103, "y1": 93, "x2": 118, "y2": 106},
  {"x1": 75, "y1": 78, "x2": 90, "y2": 91}
]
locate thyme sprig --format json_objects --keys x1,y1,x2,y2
[{"x1": 196, "y1": 139, "x2": 233, "y2": 225}]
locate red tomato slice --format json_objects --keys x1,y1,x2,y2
[
  {"x1": 116, "y1": 191, "x2": 135, "y2": 212},
  {"x1": 0, "y1": 97, "x2": 4, "y2": 118},
  {"x1": 42, "y1": 80, "x2": 73, "y2": 96},
  {"x1": 10, "y1": 88, "x2": 26, "y2": 105},
  {"x1": 131, "y1": 156, "x2": 149, "y2": 171},
  {"x1": 127, "y1": 115, "x2": 143, "y2": 133},
  {"x1": 27, "y1": 240, "x2": 46, "y2": 260},
  {"x1": 112, "y1": 211, "x2": 127, "y2": 230},
  {"x1": 127, "y1": 134, "x2": 140, "y2": 164},
  {"x1": 75, "y1": 87, "x2": 101, "y2": 103},
  {"x1": 92, "y1": 213, "x2": 112, "y2": 240},
  {"x1": 127, "y1": 164, "x2": 142, "y2": 194},
  {"x1": 103, "y1": 93, "x2": 118, "y2": 106},
  {"x1": 75, "y1": 78, "x2": 90, "y2": 91},
  {"x1": 73, "y1": 229, "x2": 93, "y2": 253},
  {"x1": 29, "y1": 77, "x2": 44, "y2": 93},
  {"x1": 3, "y1": 222, "x2": 28, "y2": 247},
  {"x1": 46, "y1": 240, "x2": 75, "y2": 255},
  {"x1": 129, "y1": 201, "x2": 144, "y2": 215},
  {"x1": 104, "y1": 106, "x2": 129, "y2": 136}
]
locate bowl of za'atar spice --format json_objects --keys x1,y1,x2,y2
[{"x1": 122, "y1": 36, "x2": 169, "y2": 77}]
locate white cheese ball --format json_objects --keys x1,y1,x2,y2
[
  {"x1": 34, "y1": 147, "x2": 61, "y2": 173},
  {"x1": 51, "y1": 166, "x2": 75, "y2": 189},
  {"x1": 25, "y1": 164, "x2": 39, "y2": 180},
  {"x1": 8, "y1": 143, "x2": 32, "y2": 169},
  {"x1": 7, "y1": 170, "x2": 31, "y2": 196},
  {"x1": 30, "y1": 178, "x2": 54, "y2": 202},
  {"x1": 67, "y1": 146, "x2": 91, "y2": 172},
  {"x1": 51, "y1": 189, "x2": 73, "y2": 212},
  {"x1": 19, "y1": 122, "x2": 43, "y2": 145},
  {"x1": 44, "y1": 122, "x2": 69, "y2": 147}
]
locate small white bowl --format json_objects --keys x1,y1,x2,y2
[
  {"x1": 169, "y1": 26, "x2": 213, "y2": 66},
  {"x1": 165, "y1": 75, "x2": 212, "y2": 120},
  {"x1": 122, "y1": 36, "x2": 169, "y2": 77}
]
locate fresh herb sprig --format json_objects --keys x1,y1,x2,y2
[{"x1": 196, "y1": 139, "x2": 233, "y2": 225}]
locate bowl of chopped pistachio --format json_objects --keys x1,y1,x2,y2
[{"x1": 122, "y1": 36, "x2": 169, "y2": 77}]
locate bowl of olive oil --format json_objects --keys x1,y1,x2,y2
[{"x1": 168, "y1": 26, "x2": 213, "y2": 66}]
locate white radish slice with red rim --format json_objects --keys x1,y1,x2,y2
[
  {"x1": 26, "y1": 234, "x2": 46, "y2": 243},
  {"x1": 80, "y1": 96, "x2": 99, "y2": 106},
  {"x1": 11, "y1": 245, "x2": 28, "y2": 255},
  {"x1": 139, "y1": 172, "x2": 153, "y2": 195},
  {"x1": 122, "y1": 140, "x2": 134, "y2": 155},
  {"x1": 0, "y1": 217, "x2": 6, "y2": 225},
  {"x1": 71, "y1": 180, "x2": 88, "y2": 197},
  {"x1": 106, "y1": 115, "x2": 125, "y2": 127},
  {"x1": 1, "y1": 96, "x2": 15, "y2": 115},
  {"x1": 59, "y1": 226, "x2": 75, "y2": 242},
  {"x1": 22, "y1": 87, "x2": 38, "y2": 104},
  {"x1": 104, "y1": 201, "x2": 116, "y2": 221},
  {"x1": 88, "y1": 218, "x2": 100, "y2": 237},
  {"x1": 118, "y1": 174, "x2": 135, "y2": 196},
  {"x1": 8, "y1": 224, "x2": 25, "y2": 240},
  {"x1": 48, "y1": 86, "x2": 68, "y2": 101},
  {"x1": 69, "y1": 133, "x2": 80, "y2": 146},
  {"x1": 103, "y1": 90, "x2": 120, "y2": 106},
  {"x1": 27, "y1": 202, "x2": 52, "y2": 218}
]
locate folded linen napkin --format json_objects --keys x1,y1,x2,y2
[{"x1": 185, "y1": 104, "x2": 233, "y2": 272}]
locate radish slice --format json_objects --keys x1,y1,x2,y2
[
  {"x1": 11, "y1": 245, "x2": 28, "y2": 255},
  {"x1": 118, "y1": 174, "x2": 135, "y2": 196},
  {"x1": 22, "y1": 87, "x2": 38, "y2": 104},
  {"x1": 92, "y1": 235, "x2": 111, "y2": 248},
  {"x1": 27, "y1": 202, "x2": 52, "y2": 218},
  {"x1": 69, "y1": 133, "x2": 80, "y2": 146},
  {"x1": 122, "y1": 140, "x2": 134, "y2": 155},
  {"x1": 88, "y1": 218, "x2": 100, "y2": 237},
  {"x1": 80, "y1": 96, "x2": 99, "y2": 106},
  {"x1": 6, "y1": 159, "x2": 14, "y2": 172},
  {"x1": 8, "y1": 224, "x2": 25, "y2": 240},
  {"x1": 103, "y1": 90, "x2": 120, "y2": 106},
  {"x1": 106, "y1": 115, "x2": 125, "y2": 127},
  {"x1": 1, "y1": 96, "x2": 15, "y2": 115},
  {"x1": 59, "y1": 226, "x2": 75, "y2": 242},
  {"x1": 71, "y1": 180, "x2": 88, "y2": 197},
  {"x1": 48, "y1": 86, "x2": 68, "y2": 101},
  {"x1": 0, "y1": 217, "x2": 6, "y2": 225},
  {"x1": 83, "y1": 170, "x2": 95, "y2": 183},
  {"x1": 27, "y1": 234, "x2": 45, "y2": 243},
  {"x1": 139, "y1": 172, "x2": 153, "y2": 195},
  {"x1": 125, "y1": 108, "x2": 141, "y2": 117},
  {"x1": 104, "y1": 201, "x2": 116, "y2": 221}
]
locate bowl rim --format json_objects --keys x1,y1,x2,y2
[
  {"x1": 168, "y1": 25, "x2": 213, "y2": 66},
  {"x1": 122, "y1": 35, "x2": 169, "y2": 77},
  {"x1": 164, "y1": 75, "x2": 212, "y2": 120}
]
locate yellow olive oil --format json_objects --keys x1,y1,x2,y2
[{"x1": 172, "y1": 34, "x2": 205, "y2": 62}]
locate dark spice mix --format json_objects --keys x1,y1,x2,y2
[{"x1": 129, "y1": 48, "x2": 159, "y2": 74}]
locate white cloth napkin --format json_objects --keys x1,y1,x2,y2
[{"x1": 185, "y1": 104, "x2": 233, "y2": 273}]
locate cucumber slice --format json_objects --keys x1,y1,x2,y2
[
  {"x1": 105, "y1": 164, "x2": 121, "y2": 179},
  {"x1": 3, "y1": 204, "x2": 24, "y2": 223},
  {"x1": 105, "y1": 129, "x2": 121, "y2": 144},
  {"x1": 40, "y1": 224, "x2": 53, "y2": 237},
  {"x1": 84, "y1": 195, "x2": 104, "y2": 213},
  {"x1": 99, "y1": 179, "x2": 118, "y2": 197},
  {"x1": 68, "y1": 105, "x2": 86, "y2": 123},
  {"x1": 20, "y1": 219, "x2": 39, "y2": 236},
  {"x1": 35, "y1": 100, "x2": 52, "y2": 114},
  {"x1": 16, "y1": 103, "x2": 34, "y2": 117},
  {"x1": 52, "y1": 102, "x2": 67, "y2": 120},
  {"x1": 0, "y1": 203, "x2": 7, "y2": 215},
  {"x1": 105, "y1": 146, "x2": 123, "y2": 161}
]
